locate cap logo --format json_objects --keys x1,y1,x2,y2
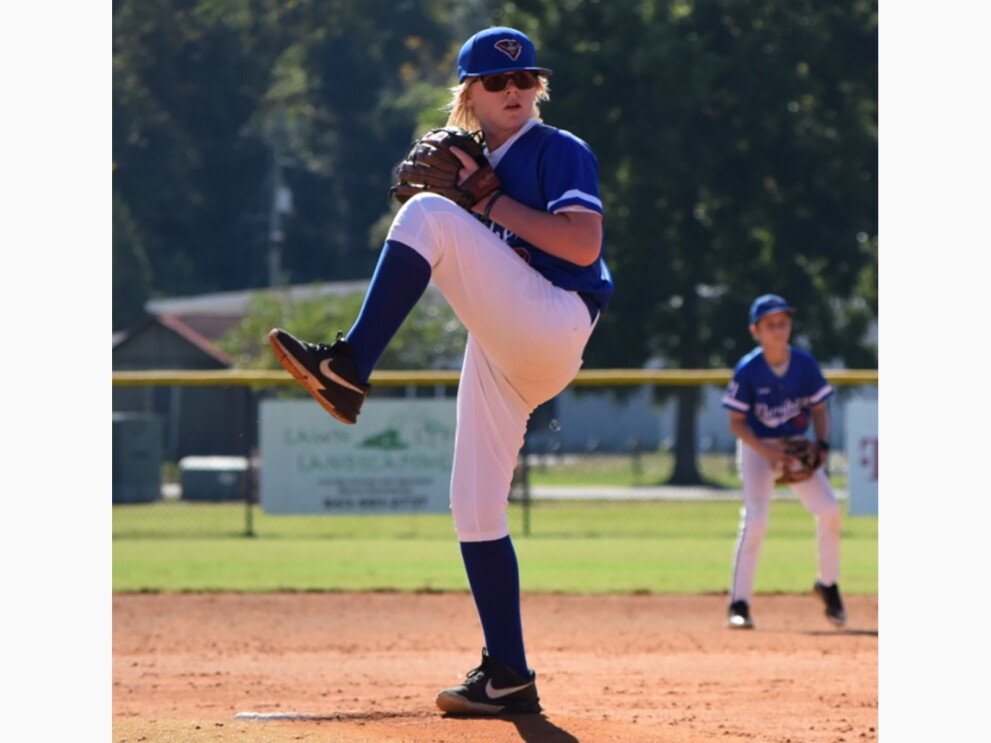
[{"x1": 494, "y1": 39, "x2": 523, "y2": 60}]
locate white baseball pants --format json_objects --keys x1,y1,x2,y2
[
  {"x1": 387, "y1": 193, "x2": 596, "y2": 542},
  {"x1": 730, "y1": 439, "x2": 842, "y2": 603}
]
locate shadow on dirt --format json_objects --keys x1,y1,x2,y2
[
  {"x1": 441, "y1": 713, "x2": 580, "y2": 742},
  {"x1": 508, "y1": 714, "x2": 581, "y2": 742}
]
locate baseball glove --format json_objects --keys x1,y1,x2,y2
[
  {"x1": 775, "y1": 436, "x2": 823, "y2": 485},
  {"x1": 390, "y1": 127, "x2": 501, "y2": 210}
]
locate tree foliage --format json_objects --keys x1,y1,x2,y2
[
  {"x1": 113, "y1": 1, "x2": 877, "y2": 482},
  {"x1": 491, "y1": 0, "x2": 877, "y2": 481},
  {"x1": 114, "y1": 1, "x2": 877, "y2": 358},
  {"x1": 217, "y1": 287, "x2": 467, "y2": 372},
  {"x1": 113, "y1": 0, "x2": 460, "y2": 330},
  {"x1": 500, "y1": 0, "x2": 877, "y2": 371}
]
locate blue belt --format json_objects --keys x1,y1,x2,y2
[{"x1": 579, "y1": 293, "x2": 599, "y2": 324}]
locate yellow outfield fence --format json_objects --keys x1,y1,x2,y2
[
  {"x1": 112, "y1": 368, "x2": 878, "y2": 388},
  {"x1": 112, "y1": 368, "x2": 877, "y2": 537}
]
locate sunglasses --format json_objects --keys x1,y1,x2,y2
[{"x1": 477, "y1": 71, "x2": 538, "y2": 92}]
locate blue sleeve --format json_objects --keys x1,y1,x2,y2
[
  {"x1": 805, "y1": 355, "x2": 833, "y2": 405},
  {"x1": 722, "y1": 365, "x2": 752, "y2": 413},
  {"x1": 540, "y1": 133, "x2": 603, "y2": 215}
]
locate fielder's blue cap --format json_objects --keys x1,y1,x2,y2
[
  {"x1": 749, "y1": 294, "x2": 796, "y2": 324},
  {"x1": 457, "y1": 27, "x2": 553, "y2": 82}
]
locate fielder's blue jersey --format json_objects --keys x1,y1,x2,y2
[
  {"x1": 482, "y1": 119, "x2": 614, "y2": 312},
  {"x1": 721, "y1": 346, "x2": 833, "y2": 438}
]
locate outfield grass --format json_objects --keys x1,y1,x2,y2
[
  {"x1": 113, "y1": 498, "x2": 877, "y2": 595},
  {"x1": 523, "y1": 450, "x2": 849, "y2": 490}
]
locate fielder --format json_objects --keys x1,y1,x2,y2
[
  {"x1": 269, "y1": 26, "x2": 613, "y2": 714},
  {"x1": 721, "y1": 295, "x2": 846, "y2": 630}
]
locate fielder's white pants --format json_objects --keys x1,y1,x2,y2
[
  {"x1": 388, "y1": 193, "x2": 596, "y2": 542},
  {"x1": 730, "y1": 440, "x2": 842, "y2": 603}
]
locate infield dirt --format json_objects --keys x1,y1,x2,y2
[{"x1": 113, "y1": 592, "x2": 877, "y2": 742}]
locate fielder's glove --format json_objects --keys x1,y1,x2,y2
[
  {"x1": 775, "y1": 436, "x2": 828, "y2": 485},
  {"x1": 390, "y1": 127, "x2": 501, "y2": 210}
]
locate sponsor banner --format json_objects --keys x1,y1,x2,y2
[
  {"x1": 259, "y1": 398, "x2": 456, "y2": 514},
  {"x1": 846, "y1": 401, "x2": 878, "y2": 516}
]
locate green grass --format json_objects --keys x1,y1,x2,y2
[
  {"x1": 113, "y1": 498, "x2": 876, "y2": 595},
  {"x1": 524, "y1": 450, "x2": 849, "y2": 490}
]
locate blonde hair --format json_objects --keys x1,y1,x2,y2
[{"x1": 443, "y1": 76, "x2": 551, "y2": 133}]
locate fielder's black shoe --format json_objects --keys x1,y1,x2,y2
[
  {"x1": 727, "y1": 599, "x2": 755, "y2": 629},
  {"x1": 268, "y1": 329, "x2": 370, "y2": 425},
  {"x1": 436, "y1": 649, "x2": 541, "y2": 715},
  {"x1": 814, "y1": 581, "x2": 847, "y2": 627}
]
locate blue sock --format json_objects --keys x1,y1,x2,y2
[
  {"x1": 459, "y1": 536, "x2": 529, "y2": 677},
  {"x1": 345, "y1": 240, "x2": 431, "y2": 383}
]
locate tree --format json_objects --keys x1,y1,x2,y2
[
  {"x1": 113, "y1": 190, "x2": 153, "y2": 331},
  {"x1": 217, "y1": 287, "x2": 467, "y2": 373},
  {"x1": 502, "y1": 0, "x2": 877, "y2": 483},
  {"x1": 112, "y1": 1, "x2": 878, "y2": 486},
  {"x1": 112, "y1": 0, "x2": 461, "y2": 309},
  {"x1": 113, "y1": 0, "x2": 279, "y2": 297}
]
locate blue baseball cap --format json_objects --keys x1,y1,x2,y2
[
  {"x1": 749, "y1": 294, "x2": 796, "y2": 324},
  {"x1": 457, "y1": 27, "x2": 553, "y2": 82}
]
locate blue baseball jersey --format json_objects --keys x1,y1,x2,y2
[
  {"x1": 482, "y1": 119, "x2": 614, "y2": 312},
  {"x1": 722, "y1": 346, "x2": 833, "y2": 438}
]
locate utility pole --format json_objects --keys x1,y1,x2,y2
[{"x1": 267, "y1": 106, "x2": 292, "y2": 287}]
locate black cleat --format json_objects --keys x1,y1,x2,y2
[
  {"x1": 727, "y1": 599, "x2": 755, "y2": 629},
  {"x1": 436, "y1": 649, "x2": 541, "y2": 715},
  {"x1": 814, "y1": 581, "x2": 847, "y2": 627},
  {"x1": 268, "y1": 329, "x2": 370, "y2": 425}
]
